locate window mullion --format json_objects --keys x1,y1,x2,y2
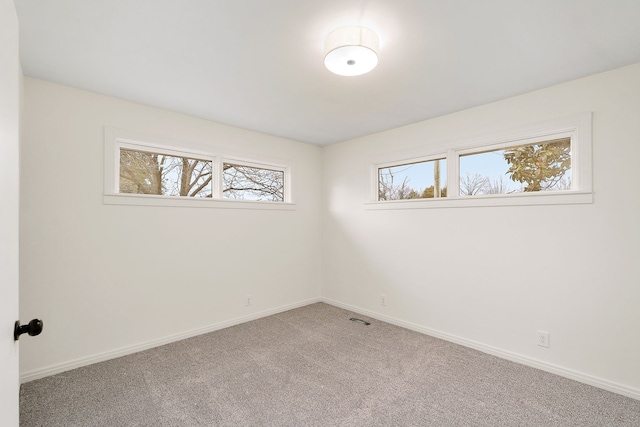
[
  {"x1": 447, "y1": 149, "x2": 459, "y2": 199},
  {"x1": 213, "y1": 157, "x2": 223, "y2": 199},
  {"x1": 367, "y1": 113, "x2": 592, "y2": 208}
]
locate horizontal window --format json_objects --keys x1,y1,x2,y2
[
  {"x1": 459, "y1": 137, "x2": 571, "y2": 196},
  {"x1": 223, "y1": 162, "x2": 285, "y2": 202},
  {"x1": 378, "y1": 157, "x2": 446, "y2": 200},
  {"x1": 368, "y1": 113, "x2": 592, "y2": 209},
  {"x1": 104, "y1": 128, "x2": 293, "y2": 209},
  {"x1": 120, "y1": 148, "x2": 213, "y2": 198}
]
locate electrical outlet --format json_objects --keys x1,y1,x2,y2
[
  {"x1": 380, "y1": 294, "x2": 387, "y2": 306},
  {"x1": 245, "y1": 295, "x2": 252, "y2": 306},
  {"x1": 537, "y1": 331, "x2": 549, "y2": 348}
]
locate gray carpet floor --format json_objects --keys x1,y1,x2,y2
[{"x1": 20, "y1": 303, "x2": 640, "y2": 426}]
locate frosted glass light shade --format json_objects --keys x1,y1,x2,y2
[{"x1": 324, "y1": 26, "x2": 379, "y2": 76}]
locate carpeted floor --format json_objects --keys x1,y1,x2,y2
[{"x1": 20, "y1": 303, "x2": 640, "y2": 426}]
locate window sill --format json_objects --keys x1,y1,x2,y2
[
  {"x1": 365, "y1": 191, "x2": 593, "y2": 210},
  {"x1": 104, "y1": 193, "x2": 296, "y2": 210}
]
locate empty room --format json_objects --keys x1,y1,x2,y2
[{"x1": 2, "y1": 0, "x2": 640, "y2": 425}]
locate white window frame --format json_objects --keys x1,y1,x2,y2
[
  {"x1": 374, "y1": 153, "x2": 448, "y2": 201},
  {"x1": 104, "y1": 127, "x2": 295, "y2": 210},
  {"x1": 366, "y1": 113, "x2": 593, "y2": 209},
  {"x1": 114, "y1": 142, "x2": 216, "y2": 198},
  {"x1": 221, "y1": 157, "x2": 291, "y2": 203}
]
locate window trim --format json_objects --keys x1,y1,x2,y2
[
  {"x1": 104, "y1": 127, "x2": 295, "y2": 210},
  {"x1": 366, "y1": 113, "x2": 593, "y2": 209},
  {"x1": 374, "y1": 153, "x2": 447, "y2": 201},
  {"x1": 221, "y1": 157, "x2": 291, "y2": 203},
  {"x1": 116, "y1": 142, "x2": 216, "y2": 198}
]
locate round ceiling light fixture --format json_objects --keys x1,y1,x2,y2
[{"x1": 324, "y1": 26, "x2": 379, "y2": 77}]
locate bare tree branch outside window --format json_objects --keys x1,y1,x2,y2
[
  {"x1": 459, "y1": 137, "x2": 571, "y2": 196},
  {"x1": 119, "y1": 148, "x2": 212, "y2": 197},
  {"x1": 459, "y1": 173, "x2": 489, "y2": 196},
  {"x1": 378, "y1": 159, "x2": 447, "y2": 201},
  {"x1": 222, "y1": 163, "x2": 284, "y2": 202}
]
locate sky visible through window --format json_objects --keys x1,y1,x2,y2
[
  {"x1": 460, "y1": 150, "x2": 526, "y2": 194},
  {"x1": 119, "y1": 148, "x2": 212, "y2": 197},
  {"x1": 384, "y1": 161, "x2": 443, "y2": 191},
  {"x1": 381, "y1": 140, "x2": 572, "y2": 198}
]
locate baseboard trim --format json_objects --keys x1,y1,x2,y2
[
  {"x1": 22, "y1": 296, "x2": 640, "y2": 401},
  {"x1": 20, "y1": 297, "x2": 322, "y2": 384},
  {"x1": 322, "y1": 298, "x2": 640, "y2": 401}
]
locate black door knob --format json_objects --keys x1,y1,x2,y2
[{"x1": 14, "y1": 319, "x2": 44, "y2": 341}]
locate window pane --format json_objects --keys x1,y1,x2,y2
[
  {"x1": 223, "y1": 163, "x2": 285, "y2": 202},
  {"x1": 378, "y1": 158, "x2": 446, "y2": 200},
  {"x1": 459, "y1": 137, "x2": 571, "y2": 195},
  {"x1": 119, "y1": 148, "x2": 212, "y2": 197}
]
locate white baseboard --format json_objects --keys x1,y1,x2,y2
[
  {"x1": 21, "y1": 296, "x2": 640, "y2": 402},
  {"x1": 322, "y1": 298, "x2": 640, "y2": 401},
  {"x1": 20, "y1": 297, "x2": 322, "y2": 384}
]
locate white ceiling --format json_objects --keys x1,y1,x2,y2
[{"x1": 15, "y1": 0, "x2": 640, "y2": 146}]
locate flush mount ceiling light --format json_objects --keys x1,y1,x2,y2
[{"x1": 324, "y1": 26, "x2": 379, "y2": 77}]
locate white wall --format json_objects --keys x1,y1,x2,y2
[
  {"x1": 19, "y1": 63, "x2": 640, "y2": 400},
  {"x1": 0, "y1": 0, "x2": 21, "y2": 423},
  {"x1": 322, "y1": 63, "x2": 640, "y2": 399},
  {"x1": 19, "y1": 78, "x2": 323, "y2": 379}
]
